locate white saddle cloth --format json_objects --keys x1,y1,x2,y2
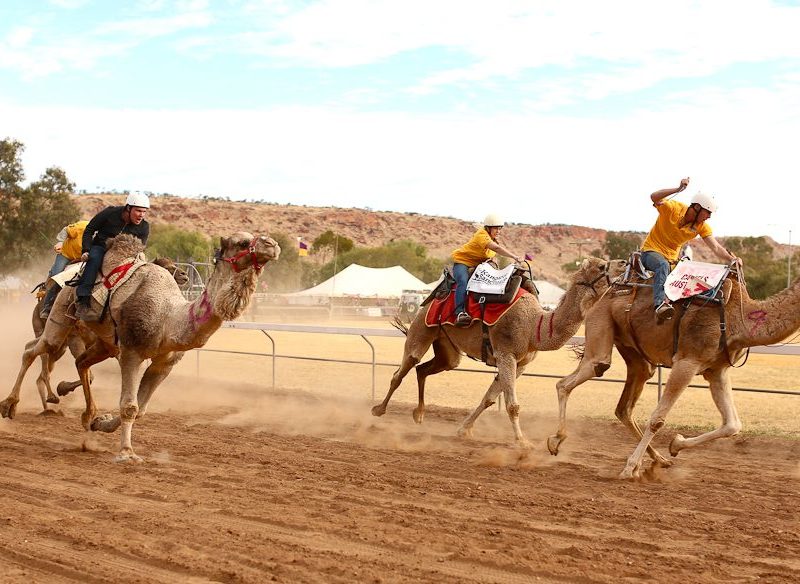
[
  {"x1": 664, "y1": 260, "x2": 728, "y2": 302},
  {"x1": 467, "y1": 262, "x2": 515, "y2": 295}
]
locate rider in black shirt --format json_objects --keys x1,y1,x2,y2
[{"x1": 75, "y1": 193, "x2": 151, "y2": 311}]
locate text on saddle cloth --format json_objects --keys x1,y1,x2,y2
[
  {"x1": 663, "y1": 260, "x2": 728, "y2": 302},
  {"x1": 466, "y1": 262, "x2": 515, "y2": 294}
]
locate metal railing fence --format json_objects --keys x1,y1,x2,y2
[{"x1": 191, "y1": 322, "x2": 800, "y2": 401}]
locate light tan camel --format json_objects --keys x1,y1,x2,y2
[
  {"x1": 2, "y1": 232, "x2": 279, "y2": 462},
  {"x1": 26, "y1": 258, "x2": 190, "y2": 412},
  {"x1": 547, "y1": 267, "x2": 800, "y2": 479},
  {"x1": 371, "y1": 257, "x2": 627, "y2": 445}
]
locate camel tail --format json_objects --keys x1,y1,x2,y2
[{"x1": 391, "y1": 316, "x2": 409, "y2": 336}]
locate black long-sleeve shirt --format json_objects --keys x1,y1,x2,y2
[{"x1": 81, "y1": 205, "x2": 150, "y2": 253}]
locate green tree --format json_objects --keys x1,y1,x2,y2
[
  {"x1": 724, "y1": 236, "x2": 786, "y2": 299},
  {"x1": 0, "y1": 139, "x2": 79, "y2": 274},
  {"x1": 311, "y1": 230, "x2": 354, "y2": 263},
  {"x1": 146, "y1": 225, "x2": 214, "y2": 262},
  {"x1": 603, "y1": 231, "x2": 642, "y2": 260}
]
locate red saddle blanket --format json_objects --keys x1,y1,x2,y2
[{"x1": 424, "y1": 287, "x2": 528, "y2": 327}]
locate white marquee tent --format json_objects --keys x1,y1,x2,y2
[{"x1": 290, "y1": 264, "x2": 429, "y2": 301}]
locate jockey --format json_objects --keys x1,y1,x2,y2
[
  {"x1": 75, "y1": 193, "x2": 151, "y2": 317},
  {"x1": 641, "y1": 177, "x2": 739, "y2": 321},
  {"x1": 450, "y1": 213, "x2": 523, "y2": 327},
  {"x1": 40, "y1": 220, "x2": 89, "y2": 319}
]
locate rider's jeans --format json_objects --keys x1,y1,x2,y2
[
  {"x1": 641, "y1": 251, "x2": 670, "y2": 308},
  {"x1": 76, "y1": 245, "x2": 106, "y2": 300},
  {"x1": 453, "y1": 262, "x2": 470, "y2": 314}
]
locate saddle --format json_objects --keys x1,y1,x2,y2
[{"x1": 422, "y1": 263, "x2": 537, "y2": 365}]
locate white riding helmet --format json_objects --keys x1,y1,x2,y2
[
  {"x1": 125, "y1": 193, "x2": 150, "y2": 208},
  {"x1": 690, "y1": 191, "x2": 717, "y2": 214},
  {"x1": 483, "y1": 213, "x2": 504, "y2": 227}
]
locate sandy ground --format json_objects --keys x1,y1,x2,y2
[{"x1": 1, "y1": 299, "x2": 799, "y2": 583}]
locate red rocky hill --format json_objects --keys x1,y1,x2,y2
[{"x1": 72, "y1": 193, "x2": 759, "y2": 286}]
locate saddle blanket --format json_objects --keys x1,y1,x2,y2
[
  {"x1": 90, "y1": 257, "x2": 146, "y2": 307},
  {"x1": 664, "y1": 260, "x2": 728, "y2": 302},
  {"x1": 466, "y1": 262, "x2": 515, "y2": 294},
  {"x1": 425, "y1": 286, "x2": 528, "y2": 328},
  {"x1": 50, "y1": 262, "x2": 84, "y2": 287}
]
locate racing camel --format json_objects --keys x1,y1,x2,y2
[
  {"x1": 2, "y1": 232, "x2": 279, "y2": 462},
  {"x1": 547, "y1": 264, "x2": 800, "y2": 479},
  {"x1": 372, "y1": 257, "x2": 626, "y2": 445}
]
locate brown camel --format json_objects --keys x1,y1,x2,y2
[
  {"x1": 10, "y1": 259, "x2": 189, "y2": 415},
  {"x1": 371, "y1": 257, "x2": 627, "y2": 445},
  {"x1": 547, "y1": 266, "x2": 800, "y2": 479},
  {"x1": 3, "y1": 233, "x2": 279, "y2": 462}
]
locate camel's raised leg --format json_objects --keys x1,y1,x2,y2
[
  {"x1": 74, "y1": 340, "x2": 117, "y2": 431},
  {"x1": 547, "y1": 311, "x2": 615, "y2": 455},
  {"x1": 55, "y1": 334, "x2": 91, "y2": 397},
  {"x1": 36, "y1": 342, "x2": 69, "y2": 407},
  {"x1": 669, "y1": 367, "x2": 742, "y2": 456},
  {"x1": 371, "y1": 320, "x2": 436, "y2": 417},
  {"x1": 411, "y1": 338, "x2": 461, "y2": 424},
  {"x1": 136, "y1": 351, "x2": 184, "y2": 417},
  {"x1": 613, "y1": 345, "x2": 671, "y2": 467},
  {"x1": 457, "y1": 352, "x2": 530, "y2": 446},
  {"x1": 619, "y1": 360, "x2": 696, "y2": 479},
  {"x1": 91, "y1": 351, "x2": 185, "y2": 435}
]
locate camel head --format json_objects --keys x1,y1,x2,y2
[
  {"x1": 151, "y1": 257, "x2": 190, "y2": 286},
  {"x1": 569, "y1": 257, "x2": 626, "y2": 309},
  {"x1": 215, "y1": 232, "x2": 281, "y2": 274}
]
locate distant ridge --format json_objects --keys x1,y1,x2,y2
[{"x1": 72, "y1": 193, "x2": 769, "y2": 286}]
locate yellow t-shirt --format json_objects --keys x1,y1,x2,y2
[
  {"x1": 61, "y1": 220, "x2": 89, "y2": 260},
  {"x1": 451, "y1": 228, "x2": 496, "y2": 266},
  {"x1": 641, "y1": 200, "x2": 712, "y2": 262}
]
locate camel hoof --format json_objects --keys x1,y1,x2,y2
[
  {"x1": 46, "y1": 394, "x2": 60, "y2": 404},
  {"x1": 90, "y1": 413, "x2": 114, "y2": 432},
  {"x1": 547, "y1": 434, "x2": 564, "y2": 456},
  {"x1": 618, "y1": 468, "x2": 638, "y2": 481},
  {"x1": 412, "y1": 408, "x2": 424, "y2": 424},
  {"x1": 0, "y1": 399, "x2": 18, "y2": 419},
  {"x1": 56, "y1": 381, "x2": 78, "y2": 397},
  {"x1": 456, "y1": 425, "x2": 472, "y2": 439},
  {"x1": 114, "y1": 452, "x2": 143, "y2": 464},
  {"x1": 371, "y1": 404, "x2": 386, "y2": 417},
  {"x1": 517, "y1": 439, "x2": 534, "y2": 451},
  {"x1": 669, "y1": 434, "x2": 685, "y2": 457}
]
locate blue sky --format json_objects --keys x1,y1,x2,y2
[{"x1": 2, "y1": 0, "x2": 800, "y2": 242}]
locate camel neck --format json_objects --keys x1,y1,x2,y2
[{"x1": 730, "y1": 278, "x2": 800, "y2": 348}]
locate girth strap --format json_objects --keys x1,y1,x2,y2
[{"x1": 477, "y1": 295, "x2": 494, "y2": 364}]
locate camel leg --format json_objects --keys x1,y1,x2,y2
[
  {"x1": 74, "y1": 340, "x2": 117, "y2": 431},
  {"x1": 412, "y1": 338, "x2": 461, "y2": 424},
  {"x1": 619, "y1": 360, "x2": 696, "y2": 480},
  {"x1": 136, "y1": 351, "x2": 184, "y2": 418},
  {"x1": 457, "y1": 353, "x2": 529, "y2": 445},
  {"x1": 372, "y1": 322, "x2": 436, "y2": 417},
  {"x1": 0, "y1": 317, "x2": 72, "y2": 419},
  {"x1": 613, "y1": 346, "x2": 671, "y2": 467},
  {"x1": 56, "y1": 334, "x2": 91, "y2": 397},
  {"x1": 669, "y1": 367, "x2": 742, "y2": 456},
  {"x1": 114, "y1": 349, "x2": 145, "y2": 463},
  {"x1": 36, "y1": 341, "x2": 70, "y2": 407},
  {"x1": 547, "y1": 314, "x2": 615, "y2": 455}
]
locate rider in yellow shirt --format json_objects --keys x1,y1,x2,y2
[
  {"x1": 451, "y1": 214, "x2": 522, "y2": 326},
  {"x1": 40, "y1": 220, "x2": 89, "y2": 319},
  {"x1": 641, "y1": 177, "x2": 739, "y2": 321}
]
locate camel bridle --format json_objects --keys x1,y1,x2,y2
[
  {"x1": 217, "y1": 236, "x2": 272, "y2": 274},
  {"x1": 575, "y1": 263, "x2": 613, "y2": 296}
]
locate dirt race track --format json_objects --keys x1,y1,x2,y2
[{"x1": 1, "y1": 305, "x2": 799, "y2": 583}]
